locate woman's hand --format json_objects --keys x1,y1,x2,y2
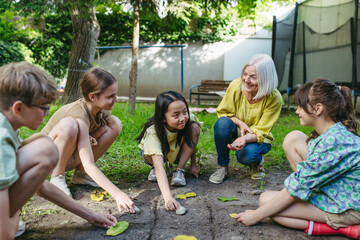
[
  {"x1": 164, "y1": 197, "x2": 179, "y2": 211},
  {"x1": 238, "y1": 121, "x2": 253, "y2": 137},
  {"x1": 234, "y1": 210, "x2": 261, "y2": 226},
  {"x1": 114, "y1": 192, "x2": 135, "y2": 213},
  {"x1": 190, "y1": 163, "x2": 200, "y2": 178},
  {"x1": 88, "y1": 213, "x2": 117, "y2": 229},
  {"x1": 228, "y1": 137, "x2": 246, "y2": 151}
]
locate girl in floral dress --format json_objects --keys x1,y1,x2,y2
[{"x1": 234, "y1": 78, "x2": 360, "y2": 239}]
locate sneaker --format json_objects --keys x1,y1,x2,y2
[
  {"x1": 71, "y1": 169, "x2": 100, "y2": 187},
  {"x1": 50, "y1": 174, "x2": 71, "y2": 196},
  {"x1": 148, "y1": 168, "x2": 157, "y2": 182},
  {"x1": 15, "y1": 221, "x2": 25, "y2": 238},
  {"x1": 250, "y1": 162, "x2": 265, "y2": 180},
  {"x1": 209, "y1": 166, "x2": 227, "y2": 184},
  {"x1": 171, "y1": 168, "x2": 186, "y2": 186}
]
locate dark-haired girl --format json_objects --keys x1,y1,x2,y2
[
  {"x1": 235, "y1": 78, "x2": 360, "y2": 239},
  {"x1": 42, "y1": 67, "x2": 134, "y2": 213},
  {"x1": 136, "y1": 91, "x2": 201, "y2": 211}
]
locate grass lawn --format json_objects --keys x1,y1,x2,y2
[{"x1": 20, "y1": 102, "x2": 312, "y2": 184}]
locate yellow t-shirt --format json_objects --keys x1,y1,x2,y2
[
  {"x1": 138, "y1": 125, "x2": 180, "y2": 164},
  {"x1": 216, "y1": 78, "x2": 282, "y2": 144},
  {"x1": 138, "y1": 114, "x2": 200, "y2": 164}
]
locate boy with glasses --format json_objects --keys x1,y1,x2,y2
[{"x1": 0, "y1": 62, "x2": 117, "y2": 239}]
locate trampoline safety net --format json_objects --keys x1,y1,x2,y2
[{"x1": 272, "y1": 0, "x2": 359, "y2": 98}]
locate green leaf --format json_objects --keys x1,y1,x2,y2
[
  {"x1": 218, "y1": 197, "x2": 239, "y2": 202},
  {"x1": 106, "y1": 221, "x2": 129, "y2": 236}
]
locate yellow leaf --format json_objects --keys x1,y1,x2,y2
[
  {"x1": 185, "y1": 192, "x2": 197, "y2": 198},
  {"x1": 229, "y1": 213, "x2": 237, "y2": 218},
  {"x1": 176, "y1": 194, "x2": 187, "y2": 199},
  {"x1": 90, "y1": 191, "x2": 108, "y2": 202},
  {"x1": 172, "y1": 235, "x2": 198, "y2": 240}
]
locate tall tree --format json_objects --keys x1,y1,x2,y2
[
  {"x1": 6, "y1": 0, "x2": 104, "y2": 103},
  {"x1": 129, "y1": 0, "x2": 140, "y2": 113},
  {"x1": 64, "y1": 1, "x2": 100, "y2": 103},
  {"x1": 127, "y1": 0, "x2": 199, "y2": 112}
]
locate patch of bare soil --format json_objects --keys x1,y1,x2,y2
[{"x1": 18, "y1": 156, "x2": 347, "y2": 240}]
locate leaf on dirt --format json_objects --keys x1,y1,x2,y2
[
  {"x1": 185, "y1": 192, "x2": 197, "y2": 198},
  {"x1": 106, "y1": 221, "x2": 129, "y2": 236},
  {"x1": 218, "y1": 197, "x2": 239, "y2": 202},
  {"x1": 176, "y1": 192, "x2": 197, "y2": 199},
  {"x1": 172, "y1": 235, "x2": 198, "y2": 240},
  {"x1": 176, "y1": 194, "x2": 187, "y2": 199},
  {"x1": 229, "y1": 213, "x2": 237, "y2": 218},
  {"x1": 90, "y1": 191, "x2": 109, "y2": 202}
]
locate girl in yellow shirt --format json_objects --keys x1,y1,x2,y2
[{"x1": 137, "y1": 91, "x2": 201, "y2": 212}]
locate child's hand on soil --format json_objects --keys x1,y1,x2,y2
[
  {"x1": 89, "y1": 213, "x2": 117, "y2": 229},
  {"x1": 234, "y1": 210, "x2": 260, "y2": 226},
  {"x1": 164, "y1": 197, "x2": 179, "y2": 211},
  {"x1": 190, "y1": 163, "x2": 200, "y2": 178},
  {"x1": 114, "y1": 192, "x2": 135, "y2": 213}
]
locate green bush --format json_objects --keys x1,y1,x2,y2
[
  {"x1": 0, "y1": 40, "x2": 25, "y2": 66},
  {"x1": 28, "y1": 14, "x2": 72, "y2": 79}
]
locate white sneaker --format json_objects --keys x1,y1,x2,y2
[
  {"x1": 171, "y1": 168, "x2": 186, "y2": 186},
  {"x1": 50, "y1": 175, "x2": 71, "y2": 196},
  {"x1": 148, "y1": 168, "x2": 157, "y2": 182},
  {"x1": 15, "y1": 221, "x2": 25, "y2": 237},
  {"x1": 71, "y1": 169, "x2": 100, "y2": 187},
  {"x1": 209, "y1": 166, "x2": 228, "y2": 184}
]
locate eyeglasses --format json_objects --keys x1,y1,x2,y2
[{"x1": 31, "y1": 104, "x2": 50, "y2": 115}]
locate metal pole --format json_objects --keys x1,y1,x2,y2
[{"x1": 181, "y1": 46, "x2": 184, "y2": 94}]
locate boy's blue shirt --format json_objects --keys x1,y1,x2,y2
[{"x1": 0, "y1": 112, "x2": 21, "y2": 190}]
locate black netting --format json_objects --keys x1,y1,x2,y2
[
  {"x1": 273, "y1": 0, "x2": 359, "y2": 97},
  {"x1": 272, "y1": 9, "x2": 294, "y2": 93}
]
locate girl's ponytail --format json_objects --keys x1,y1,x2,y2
[{"x1": 338, "y1": 86, "x2": 359, "y2": 136}]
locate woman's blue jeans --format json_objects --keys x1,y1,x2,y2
[{"x1": 214, "y1": 117, "x2": 271, "y2": 167}]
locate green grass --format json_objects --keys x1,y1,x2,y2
[{"x1": 20, "y1": 102, "x2": 310, "y2": 185}]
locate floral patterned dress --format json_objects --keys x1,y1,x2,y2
[{"x1": 285, "y1": 122, "x2": 360, "y2": 213}]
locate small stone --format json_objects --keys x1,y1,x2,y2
[
  {"x1": 134, "y1": 205, "x2": 141, "y2": 213},
  {"x1": 231, "y1": 141, "x2": 240, "y2": 147},
  {"x1": 176, "y1": 205, "x2": 187, "y2": 215},
  {"x1": 250, "y1": 190, "x2": 262, "y2": 195}
]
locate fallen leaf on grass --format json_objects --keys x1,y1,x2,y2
[
  {"x1": 172, "y1": 235, "x2": 198, "y2": 240},
  {"x1": 229, "y1": 213, "x2": 237, "y2": 218},
  {"x1": 218, "y1": 197, "x2": 239, "y2": 202},
  {"x1": 106, "y1": 221, "x2": 129, "y2": 236},
  {"x1": 90, "y1": 191, "x2": 109, "y2": 202},
  {"x1": 176, "y1": 192, "x2": 197, "y2": 199}
]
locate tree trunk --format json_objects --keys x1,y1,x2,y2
[
  {"x1": 129, "y1": 0, "x2": 140, "y2": 113},
  {"x1": 63, "y1": 2, "x2": 100, "y2": 103}
]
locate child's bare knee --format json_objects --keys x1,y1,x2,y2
[
  {"x1": 259, "y1": 191, "x2": 274, "y2": 207},
  {"x1": 107, "y1": 116, "x2": 122, "y2": 135},
  {"x1": 57, "y1": 117, "x2": 79, "y2": 139},
  {"x1": 283, "y1": 131, "x2": 302, "y2": 151},
  {"x1": 36, "y1": 137, "x2": 59, "y2": 169}
]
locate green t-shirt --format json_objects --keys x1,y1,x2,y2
[{"x1": 0, "y1": 112, "x2": 21, "y2": 190}]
